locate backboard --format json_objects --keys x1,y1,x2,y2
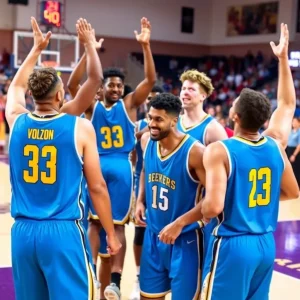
[{"x1": 13, "y1": 31, "x2": 80, "y2": 73}]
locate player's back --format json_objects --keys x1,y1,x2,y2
[
  {"x1": 9, "y1": 113, "x2": 84, "y2": 220},
  {"x1": 214, "y1": 136, "x2": 284, "y2": 237},
  {"x1": 144, "y1": 134, "x2": 201, "y2": 234},
  {"x1": 177, "y1": 114, "x2": 213, "y2": 145},
  {"x1": 91, "y1": 99, "x2": 135, "y2": 157},
  {"x1": 135, "y1": 118, "x2": 148, "y2": 176}
]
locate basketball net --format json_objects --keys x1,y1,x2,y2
[{"x1": 40, "y1": 61, "x2": 59, "y2": 68}]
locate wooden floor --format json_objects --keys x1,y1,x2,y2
[{"x1": 1, "y1": 160, "x2": 300, "y2": 299}]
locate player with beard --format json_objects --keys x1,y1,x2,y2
[
  {"x1": 135, "y1": 93, "x2": 207, "y2": 300},
  {"x1": 5, "y1": 17, "x2": 121, "y2": 300},
  {"x1": 69, "y1": 17, "x2": 156, "y2": 300},
  {"x1": 158, "y1": 23, "x2": 298, "y2": 300},
  {"x1": 130, "y1": 85, "x2": 164, "y2": 300}
]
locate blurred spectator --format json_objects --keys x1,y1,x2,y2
[{"x1": 286, "y1": 117, "x2": 300, "y2": 188}]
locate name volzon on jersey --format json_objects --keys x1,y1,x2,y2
[
  {"x1": 148, "y1": 172, "x2": 176, "y2": 190},
  {"x1": 28, "y1": 129, "x2": 54, "y2": 140}
]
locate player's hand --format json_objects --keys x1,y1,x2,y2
[
  {"x1": 91, "y1": 29, "x2": 104, "y2": 50},
  {"x1": 134, "y1": 17, "x2": 151, "y2": 46},
  {"x1": 31, "y1": 17, "x2": 51, "y2": 51},
  {"x1": 159, "y1": 220, "x2": 183, "y2": 244},
  {"x1": 270, "y1": 23, "x2": 289, "y2": 59},
  {"x1": 106, "y1": 234, "x2": 122, "y2": 255},
  {"x1": 289, "y1": 155, "x2": 296, "y2": 163},
  {"x1": 135, "y1": 201, "x2": 146, "y2": 226},
  {"x1": 76, "y1": 18, "x2": 94, "y2": 46}
]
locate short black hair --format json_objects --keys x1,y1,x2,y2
[
  {"x1": 151, "y1": 85, "x2": 164, "y2": 93},
  {"x1": 149, "y1": 93, "x2": 182, "y2": 116},
  {"x1": 235, "y1": 88, "x2": 271, "y2": 132},
  {"x1": 103, "y1": 67, "x2": 125, "y2": 82}
]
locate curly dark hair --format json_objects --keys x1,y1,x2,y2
[
  {"x1": 27, "y1": 68, "x2": 60, "y2": 101},
  {"x1": 103, "y1": 67, "x2": 125, "y2": 82},
  {"x1": 149, "y1": 93, "x2": 182, "y2": 116},
  {"x1": 235, "y1": 88, "x2": 271, "y2": 132},
  {"x1": 151, "y1": 85, "x2": 164, "y2": 93}
]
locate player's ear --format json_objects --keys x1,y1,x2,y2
[
  {"x1": 56, "y1": 90, "x2": 63, "y2": 102},
  {"x1": 172, "y1": 116, "x2": 178, "y2": 127}
]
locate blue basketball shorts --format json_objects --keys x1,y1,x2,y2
[
  {"x1": 89, "y1": 155, "x2": 133, "y2": 225},
  {"x1": 11, "y1": 219, "x2": 96, "y2": 300},
  {"x1": 201, "y1": 232, "x2": 275, "y2": 300},
  {"x1": 140, "y1": 227, "x2": 201, "y2": 300}
]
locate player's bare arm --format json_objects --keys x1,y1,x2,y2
[
  {"x1": 264, "y1": 23, "x2": 296, "y2": 148},
  {"x1": 79, "y1": 118, "x2": 121, "y2": 255},
  {"x1": 124, "y1": 18, "x2": 156, "y2": 115},
  {"x1": 5, "y1": 17, "x2": 51, "y2": 128},
  {"x1": 67, "y1": 30, "x2": 104, "y2": 99},
  {"x1": 135, "y1": 124, "x2": 150, "y2": 141},
  {"x1": 135, "y1": 132, "x2": 150, "y2": 226},
  {"x1": 159, "y1": 142, "x2": 206, "y2": 244},
  {"x1": 61, "y1": 19, "x2": 103, "y2": 116},
  {"x1": 205, "y1": 119, "x2": 228, "y2": 145},
  {"x1": 201, "y1": 142, "x2": 228, "y2": 219},
  {"x1": 277, "y1": 143, "x2": 299, "y2": 200}
]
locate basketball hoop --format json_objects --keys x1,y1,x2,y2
[{"x1": 40, "y1": 61, "x2": 59, "y2": 68}]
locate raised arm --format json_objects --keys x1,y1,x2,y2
[
  {"x1": 124, "y1": 18, "x2": 156, "y2": 109},
  {"x1": 5, "y1": 17, "x2": 51, "y2": 128},
  {"x1": 81, "y1": 118, "x2": 121, "y2": 255},
  {"x1": 67, "y1": 33, "x2": 104, "y2": 99},
  {"x1": 67, "y1": 53, "x2": 86, "y2": 98},
  {"x1": 264, "y1": 23, "x2": 296, "y2": 148},
  {"x1": 61, "y1": 19, "x2": 103, "y2": 116}
]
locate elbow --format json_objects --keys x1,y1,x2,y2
[
  {"x1": 281, "y1": 188, "x2": 299, "y2": 201},
  {"x1": 88, "y1": 181, "x2": 108, "y2": 196},
  {"x1": 202, "y1": 202, "x2": 223, "y2": 219}
]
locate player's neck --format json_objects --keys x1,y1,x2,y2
[
  {"x1": 183, "y1": 105, "x2": 206, "y2": 123},
  {"x1": 158, "y1": 131, "x2": 186, "y2": 154},
  {"x1": 34, "y1": 104, "x2": 60, "y2": 116},
  {"x1": 103, "y1": 98, "x2": 117, "y2": 108},
  {"x1": 234, "y1": 128, "x2": 261, "y2": 141}
]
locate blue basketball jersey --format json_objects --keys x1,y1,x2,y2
[
  {"x1": 177, "y1": 114, "x2": 213, "y2": 145},
  {"x1": 144, "y1": 135, "x2": 202, "y2": 234},
  {"x1": 135, "y1": 118, "x2": 148, "y2": 176},
  {"x1": 213, "y1": 136, "x2": 285, "y2": 237},
  {"x1": 91, "y1": 100, "x2": 135, "y2": 156},
  {"x1": 9, "y1": 113, "x2": 84, "y2": 220}
]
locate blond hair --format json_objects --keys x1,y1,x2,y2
[{"x1": 180, "y1": 69, "x2": 214, "y2": 97}]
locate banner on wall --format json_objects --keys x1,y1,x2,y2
[{"x1": 227, "y1": 2, "x2": 278, "y2": 36}]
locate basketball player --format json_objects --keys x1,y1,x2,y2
[
  {"x1": 130, "y1": 85, "x2": 164, "y2": 300},
  {"x1": 161, "y1": 23, "x2": 299, "y2": 300},
  {"x1": 135, "y1": 93, "x2": 206, "y2": 300},
  {"x1": 157, "y1": 23, "x2": 297, "y2": 244},
  {"x1": 69, "y1": 17, "x2": 156, "y2": 300},
  {"x1": 178, "y1": 70, "x2": 227, "y2": 145},
  {"x1": 199, "y1": 87, "x2": 299, "y2": 299},
  {"x1": 5, "y1": 17, "x2": 121, "y2": 300}
]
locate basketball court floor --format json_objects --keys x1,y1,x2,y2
[{"x1": 1, "y1": 157, "x2": 299, "y2": 299}]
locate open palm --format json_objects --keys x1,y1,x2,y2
[
  {"x1": 134, "y1": 17, "x2": 151, "y2": 45},
  {"x1": 270, "y1": 23, "x2": 289, "y2": 58},
  {"x1": 31, "y1": 17, "x2": 51, "y2": 51}
]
